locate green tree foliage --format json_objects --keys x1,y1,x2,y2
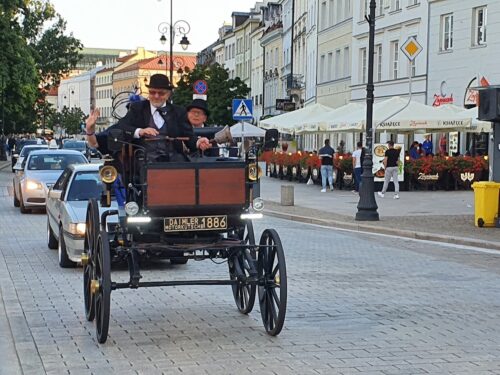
[
  {"x1": 48, "y1": 106, "x2": 86, "y2": 135},
  {"x1": 0, "y1": 1, "x2": 81, "y2": 134},
  {"x1": 173, "y1": 63, "x2": 251, "y2": 126}
]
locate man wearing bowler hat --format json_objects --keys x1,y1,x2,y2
[
  {"x1": 186, "y1": 99, "x2": 209, "y2": 128},
  {"x1": 85, "y1": 73, "x2": 210, "y2": 159}
]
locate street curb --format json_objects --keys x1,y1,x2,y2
[
  {"x1": 264, "y1": 208, "x2": 500, "y2": 251},
  {"x1": 0, "y1": 162, "x2": 10, "y2": 171}
]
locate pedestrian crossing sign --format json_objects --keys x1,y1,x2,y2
[{"x1": 232, "y1": 99, "x2": 253, "y2": 121}]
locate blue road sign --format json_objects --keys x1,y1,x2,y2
[
  {"x1": 193, "y1": 80, "x2": 208, "y2": 95},
  {"x1": 232, "y1": 99, "x2": 253, "y2": 121}
]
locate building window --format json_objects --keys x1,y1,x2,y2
[
  {"x1": 344, "y1": 0, "x2": 351, "y2": 19},
  {"x1": 375, "y1": 44, "x2": 382, "y2": 82},
  {"x1": 361, "y1": 0, "x2": 368, "y2": 19},
  {"x1": 336, "y1": 0, "x2": 342, "y2": 23},
  {"x1": 408, "y1": 0, "x2": 419, "y2": 5},
  {"x1": 390, "y1": 40, "x2": 399, "y2": 79},
  {"x1": 321, "y1": 1, "x2": 327, "y2": 29},
  {"x1": 343, "y1": 46, "x2": 350, "y2": 77},
  {"x1": 320, "y1": 54, "x2": 326, "y2": 83},
  {"x1": 335, "y1": 49, "x2": 341, "y2": 79},
  {"x1": 329, "y1": 0, "x2": 334, "y2": 26},
  {"x1": 360, "y1": 48, "x2": 367, "y2": 84},
  {"x1": 440, "y1": 13, "x2": 454, "y2": 51},
  {"x1": 392, "y1": 0, "x2": 401, "y2": 11},
  {"x1": 327, "y1": 52, "x2": 333, "y2": 81},
  {"x1": 473, "y1": 6, "x2": 487, "y2": 46}
]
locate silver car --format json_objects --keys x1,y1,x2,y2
[
  {"x1": 13, "y1": 150, "x2": 89, "y2": 213},
  {"x1": 12, "y1": 144, "x2": 49, "y2": 172},
  {"x1": 46, "y1": 163, "x2": 118, "y2": 267}
]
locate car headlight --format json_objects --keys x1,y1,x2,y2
[
  {"x1": 68, "y1": 223, "x2": 86, "y2": 235},
  {"x1": 125, "y1": 202, "x2": 139, "y2": 216},
  {"x1": 252, "y1": 197, "x2": 264, "y2": 211},
  {"x1": 127, "y1": 216, "x2": 151, "y2": 224},
  {"x1": 26, "y1": 180, "x2": 43, "y2": 190}
]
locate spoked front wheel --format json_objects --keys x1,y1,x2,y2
[
  {"x1": 83, "y1": 199, "x2": 99, "y2": 322},
  {"x1": 94, "y1": 232, "x2": 111, "y2": 344},
  {"x1": 258, "y1": 229, "x2": 287, "y2": 336},
  {"x1": 229, "y1": 220, "x2": 257, "y2": 314}
]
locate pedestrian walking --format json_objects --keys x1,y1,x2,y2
[
  {"x1": 351, "y1": 141, "x2": 364, "y2": 193},
  {"x1": 377, "y1": 140, "x2": 400, "y2": 199},
  {"x1": 318, "y1": 139, "x2": 335, "y2": 192}
]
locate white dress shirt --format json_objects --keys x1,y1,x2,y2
[{"x1": 133, "y1": 102, "x2": 166, "y2": 138}]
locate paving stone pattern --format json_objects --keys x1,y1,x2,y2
[{"x1": 1, "y1": 171, "x2": 500, "y2": 374}]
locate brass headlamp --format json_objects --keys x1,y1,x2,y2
[{"x1": 99, "y1": 165, "x2": 118, "y2": 184}]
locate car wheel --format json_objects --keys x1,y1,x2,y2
[
  {"x1": 47, "y1": 219, "x2": 58, "y2": 249},
  {"x1": 19, "y1": 192, "x2": 30, "y2": 214},
  {"x1": 13, "y1": 187, "x2": 20, "y2": 207},
  {"x1": 58, "y1": 226, "x2": 76, "y2": 268}
]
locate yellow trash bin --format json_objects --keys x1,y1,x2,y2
[{"x1": 472, "y1": 181, "x2": 500, "y2": 227}]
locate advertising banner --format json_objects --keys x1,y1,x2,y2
[{"x1": 372, "y1": 143, "x2": 405, "y2": 182}]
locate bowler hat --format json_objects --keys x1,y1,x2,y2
[
  {"x1": 186, "y1": 99, "x2": 210, "y2": 116},
  {"x1": 146, "y1": 74, "x2": 173, "y2": 90}
]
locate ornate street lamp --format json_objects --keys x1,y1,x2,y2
[
  {"x1": 356, "y1": 0, "x2": 379, "y2": 221},
  {"x1": 157, "y1": 0, "x2": 191, "y2": 85}
]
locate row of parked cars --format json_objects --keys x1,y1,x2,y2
[
  {"x1": 11, "y1": 139, "x2": 100, "y2": 172},
  {"x1": 12, "y1": 144, "x2": 115, "y2": 268}
]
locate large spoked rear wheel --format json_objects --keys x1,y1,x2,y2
[
  {"x1": 83, "y1": 199, "x2": 99, "y2": 322},
  {"x1": 258, "y1": 229, "x2": 287, "y2": 336},
  {"x1": 94, "y1": 232, "x2": 111, "y2": 344},
  {"x1": 229, "y1": 220, "x2": 257, "y2": 314}
]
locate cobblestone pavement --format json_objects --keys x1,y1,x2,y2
[{"x1": 1, "y1": 169, "x2": 500, "y2": 374}]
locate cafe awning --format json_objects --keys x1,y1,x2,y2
[{"x1": 230, "y1": 122, "x2": 266, "y2": 138}]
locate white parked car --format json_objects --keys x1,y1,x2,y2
[
  {"x1": 13, "y1": 150, "x2": 89, "y2": 213},
  {"x1": 46, "y1": 163, "x2": 118, "y2": 267},
  {"x1": 12, "y1": 144, "x2": 49, "y2": 172}
]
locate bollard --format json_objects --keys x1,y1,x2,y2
[{"x1": 281, "y1": 185, "x2": 294, "y2": 206}]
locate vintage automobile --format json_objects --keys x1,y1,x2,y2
[
  {"x1": 82, "y1": 126, "x2": 286, "y2": 343},
  {"x1": 13, "y1": 150, "x2": 88, "y2": 213},
  {"x1": 46, "y1": 163, "x2": 118, "y2": 268}
]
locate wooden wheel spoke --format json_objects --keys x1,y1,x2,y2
[{"x1": 271, "y1": 287, "x2": 280, "y2": 306}]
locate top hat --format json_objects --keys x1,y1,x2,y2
[
  {"x1": 186, "y1": 99, "x2": 210, "y2": 116},
  {"x1": 146, "y1": 74, "x2": 173, "y2": 90}
]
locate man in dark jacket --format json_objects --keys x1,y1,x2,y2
[{"x1": 85, "y1": 74, "x2": 210, "y2": 159}]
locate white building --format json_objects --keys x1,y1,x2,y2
[
  {"x1": 304, "y1": 0, "x2": 318, "y2": 106},
  {"x1": 58, "y1": 66, "x2": 104, "y2": 115},
  {"x1": 280, "y1": 0, "x2": 294, "y2": 104},
  {"x1": 224, "y1": 32, "x2": 236, "y2": 79},
  {"x1": 427, "y1": 0, "x2": 496, "y2": 155},
  {"x1": 94, "y1": 67, "x2": 114, "y2": 131},
  {"x1": 250, "y1": 21, "x2": 265, "y2": 120},
  {"x1": 351, "y1": 0, "x2": 429, "y2": 104}
]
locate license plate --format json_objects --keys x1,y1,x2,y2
[{"x1": 164, "y1": 215, "x2": 227, "y2": 232}]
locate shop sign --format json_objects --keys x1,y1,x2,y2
[
  {"x1": 460, "y1": 172, "x2": 475, "y2": 182},
  {"x1": 418, "y1": 173, "x2": 439, "y2": 181},
  {"x1": 432, "y1": 94, "x2": 454, "y2": 107},
  {"x1": 464, "y1": 89, "x2": 479, "y2": 106}
]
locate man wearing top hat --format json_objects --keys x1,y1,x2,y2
[{"x1": 85, "y1": 74, "x2": 210, "y2": 159}]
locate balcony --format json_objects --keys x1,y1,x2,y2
[{"x1": 283, "y1": 74, "x2": 304, "y2": 92}]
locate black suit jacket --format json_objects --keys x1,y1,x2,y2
[{"x1": 117, "y1": 100, "x2": 197, "y2": 153}]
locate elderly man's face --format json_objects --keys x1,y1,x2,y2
[
  {"x1": 148, "y1": 89, "x2": 171, "y2": 108},
  {"x1": 187, "y1": 108, "x2": 207, "y2": 128}
]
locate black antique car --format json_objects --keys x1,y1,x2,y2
[{"x1": 82, "y1": 127, "x2": 287, "y2": 343}]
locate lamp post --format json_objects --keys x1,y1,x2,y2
[
  {"x1": 157, "y1": 0, "x2": 191, "y2": 85},
  {"x1": 355, "y1": 0, "x2": 379, "y2": 221}
]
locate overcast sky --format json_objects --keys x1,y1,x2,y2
[{"x1": 49, "y1": 0, "x2": 259, "y2": 53}]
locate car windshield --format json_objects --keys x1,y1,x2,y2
[
  {"x1": 66, "y1": 172, "x2": 104, "y2": 201},
  {"x1": 63, "y1": 141, "x2": 86, "y2": 150},
  {"x1": 20, "y1": 146, "x2": 47, "y2": 157},
  {"x1": 27, "y1": 154, "x2": 87, "y2": 171}
]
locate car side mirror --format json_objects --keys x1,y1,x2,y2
[
  {"x1": 48, "y1": 190, "x2": 62, "y2": 200},
  {"x1": 107, "y1": 128, "x2": 125, "y2": 152}
]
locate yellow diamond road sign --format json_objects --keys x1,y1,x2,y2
[{"x1": 401, "y1": 36, "x2": 423, "y2": 61}]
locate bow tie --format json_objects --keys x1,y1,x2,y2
[{"x1": 157, "y1": 106, "x2": 168, "y2": 116}]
